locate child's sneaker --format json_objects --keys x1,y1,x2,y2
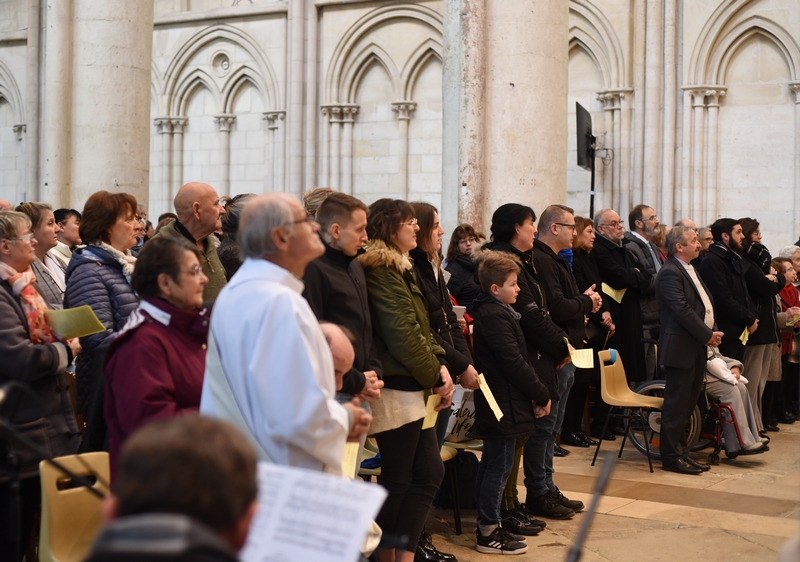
[{"x1": 476, "y1": 526, "x2": 528, "y2": 555}]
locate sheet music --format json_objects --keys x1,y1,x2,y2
[{"x1": 241, "y1": 462, "x2": 387, "y2": 562}]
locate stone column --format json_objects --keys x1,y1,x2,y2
[
  {"x1": 631, "y1": 0, "x2": 647, "y2": 200},
  {"x1": 26, "y1": 0, "x2": 42, "y2": 201},
  {"x1": 154, "y1": 118, "x2": 173, "y2": 213},
  {"x1": 327, "y1": 106, "x2": 342, "y2": 190},
  {"x1": 598, "y1": 93, "x2": 616, "y2": 208},
  {"x1": 320, "y1": 107, "x2": 331, "y2": 186},
  {"x1": 704, "y1": 89, "x2": 725, "y2": 226},
  {"x1": 263, "y1": 111, "x2": 286, "y2": 192},
  {"x1": 303, "y1": 0, "x2": 318, "y2": 192},
  {"x1": 170, "y1": 118, "x2": 187, "y2": 201},
  {"x1": 214, "y1": 114, "x2": 236, "y2": 197},
  {"x1": 660, "y1": 0, "x2": 678, "y2": 222},
  {"x1": 69, "y1": 0, "x2": 154, "y2": 208},
  {"x1": 340, "y1": 105, "x2": 359, "y2": 195},
  {"x1": 286, "y1": 0, "x2": 306, "y2": 196},
  {"x1": 642, "y1": 0, "x2": 663, "y2": 206},
  {"x1": 392, "y1": 102, "x2": 416, "y2": 200},
  {"x1": 679, "y1": 89, "x2": 693, "y2": 218},
  {"x1": 42, "y1": 0, "x2": 73, "y2": 207},
  {"x1": 690, "y1": 89, "x2": 706, "y2": 219},
  {"x1": 618, "y1": 90, "x2": 633, "y2": 214},
  {"x1": 790, "y1": 83, "x2": 800, "y2": 236}
]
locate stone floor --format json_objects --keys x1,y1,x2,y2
[{"x1": 425, "y1": 422, "x2": 800, "y2": 561}]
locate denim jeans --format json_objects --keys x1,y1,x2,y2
[
  {"x1": 523, "y1": 363, "x2": 575, "y2": 499},
  {"x1": 475, "y1": 438, "x2": 517, "y2": 526}
]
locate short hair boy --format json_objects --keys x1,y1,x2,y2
[{"x1": 469, "y1": 252, "x2": 552, "y2": 555}]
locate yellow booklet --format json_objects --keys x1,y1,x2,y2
[
  {"x1": 44, "y1": 305, "x2": 105, "y2": 340},
  {"x1": 740, "y1": 327, "x2": 749, "y2": 346},
  {"x1": 341, "y1": 441, "x2": 361, "y2": 480},
  {"x1": 478, "y1": 374, "x2": 504, "y2": 421},
  {"x1": 601, "y1": 282, "x2": 627, "y2": 304},
  {"x1": 422, "y1": 394, "x2": 442, "y2": 429}
]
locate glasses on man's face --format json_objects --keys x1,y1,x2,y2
[
  {"x1": 8, "y1": 232, "x2": 35, "y2": 243},
  {"x1": 555, "y1": 223, "x2": 576, "y2": 231},
  {"x1": 602, "y1": 220, "x2": 624, "y2": 228},
  {"x1": 642, "y1": 215, "x2": 658, "y2": 222},
  {"x1": 182, "y1": 265, "x2": 204, "y2": 278}
]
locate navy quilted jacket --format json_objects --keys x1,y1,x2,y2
[{"x1": 65, "y1": 245, "x2": 139, "y2": 413}]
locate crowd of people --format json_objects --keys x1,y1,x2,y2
[{"x1": 0, "y1": 187, "x2": 798, "y2": 560}]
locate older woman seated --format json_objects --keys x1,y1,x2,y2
[
  {"x1": 0, "y1": 211, "x2": 81, "y2": 556},
  {"x1": 103, "y1": 236, "x2": 210, "y2": 472}
]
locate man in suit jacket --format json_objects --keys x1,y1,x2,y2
[{"x1": 655, "y1": 226, "x2": 723, "y2": 475}]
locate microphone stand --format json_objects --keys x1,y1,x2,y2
[{"x1": 565, "y1": 453, "x2": 617, "y2": 562}]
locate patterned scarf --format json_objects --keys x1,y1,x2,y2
[
  {"x1": 745, "y1": 242, "x2": 772, "y2": 275},
  {"x1": 0, "y1": 261, "x2": 57, "y2": 344},
  {"x1": 96, "y1": 241, "x2": 137, "y2": 283}
]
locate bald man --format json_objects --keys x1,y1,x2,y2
[
  {"x1": 674, "y1": 218, "x2": 697, "y2": 229},
  {"x1": 0, "y1": 198, "x2": 12, "y2": 211},
  {"x1": 154, "y1": 182, "x2": 227, "y2": 301}
]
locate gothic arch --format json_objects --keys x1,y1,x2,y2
[
  {"x1": 402, "y1": 40, "x2": 443, "y2": 100},
  {"x1": 0, "y1": 60, "x2": 23, "y2": 123},
  {"x1": 222, "y1": 67, "x2": 269, "y2": 113},
  {"x1": 342, "y1": 44, "x2": 400, "y2": 103},
  {"x1": 164, "y1": 24, "x2": 279, "y2": 115},
  {"x1": 325, "y1": 3, "x2": 443, "y2": 104},
  {"x1": 710, "y1": 18, "x2": 800, "y2": 84},
  {"x1": 568, "y1": 0, "x2": 625, "y2": 89},
  {"x1": 173, "y1": 70, "x2": 222, "y2": 116}
]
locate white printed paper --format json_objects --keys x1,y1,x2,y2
[{"x1": 241, "y1": 462, "x2": 387, "y2": 562}]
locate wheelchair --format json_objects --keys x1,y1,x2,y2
[{"x1": 624, "y1": 380, "x2": 745, "y2": 465}]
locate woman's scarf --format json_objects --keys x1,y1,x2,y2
[
  {"x1": 96, "y1": 241, "x2": 137, "y2": 283},
  {"x1": 746, "y1": 242, "x2": 772, "y2": 275},
  {"x1": 0, "y1": 261, "x2": 57, "y2": 344}
]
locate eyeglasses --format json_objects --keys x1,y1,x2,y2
[
  {"x1": 402, "y1": 218, "x2": 418, "y2": 226},
  {"x1": 601, "y1": 220, "x2": 624, "y2": 228},
  {"x1": 555, "y1": 223, "x2": 576, "y2": 230},
  {"x1": 458, "y1": 237, "x2": 476, "y2": 244},
  {"x1": 182, "y1": 265, "x2": 204, "y2": 278},
  {"x1": 641, "y1": 215, "x2": 658, "y2": 221},
  {"x1": 8, "y1": 233, "x2": 35, "y2": 242}
]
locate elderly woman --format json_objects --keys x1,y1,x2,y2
[
  {"x1": 358, "y1": 198, "x2": 454, "y2": 562},
  {"x1": 217, "y1": 193, "x2": 255, "y2": 280},
  {"x1": 104, "y1": 237, "x2": 209, "y2": 471},
  {"x1": 444, "y1": 223, "x2": 483, "y2": 314},
  {"x1": 16, "y1": 202, "x2": 67, "y2": 309},
  {"x1": 65, "y1": 191, "x2": 140, "y2": 441},
  {"x1": 0, "y1": 211, "x2": 81, "y2": 558}
]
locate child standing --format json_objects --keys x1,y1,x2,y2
[{"x1": 469, "y1": 252, "x2": 552, "y2": 555}]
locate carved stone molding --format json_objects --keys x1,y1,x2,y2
[
  {"x1": 321, "y1": 104, "x2": 360, "y2": 124},
  {"x1": 704, "y1": 88, "x2": 726, "y2": 107},
  {"x1": 391, "y1": 101, "x2": 417, "y2": 120},
  {"x1": 340, "y1": 105, "x2": 360, "y2": 123},
  {"x1": 790, "y1": 82, "x2": 800, "y2": 103},
  {"x1": 12, "y1": 124, "x2": 25, "y2": 141},
  {"x1": 170, "y1": 118, "x2": 188, "y2": 134},
  {"x1": 262, "y1": 110, "x2": 286, "y2": 130},
  {"x1": 154, "y1": 117, "x2": 173, "y2": 134},
  {"x1": 214, "y1": 114, "x2": 236, "y2": 132},
  {"x1": 321, "y1": 105, "x2": 343, "y2": 123}
]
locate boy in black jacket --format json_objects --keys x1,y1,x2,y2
[{"x1": 470, "y1": 252, "x2": 551, "y2": 555}]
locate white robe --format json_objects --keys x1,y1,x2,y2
[{"x1": 200, "y1": 258, "x2": 350, "y2": 474}]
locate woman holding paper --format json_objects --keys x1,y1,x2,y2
[
  {"x1": 358, "y1": 198, "x2": 453, "y2": 562},
  {"x1": 103, "y1": 237, "x2": 209, "y2": 472},
  {"x1": 0, "y1": 210, "x2": 81, "y2": 558},
  {"x1": 65, "y1": 191, "x2": 140, "y2": 427}
]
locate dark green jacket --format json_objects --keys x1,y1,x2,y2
[
  {"x1": 358, "y1": 240, "x2": 446, "y2": 391},
  {"x1": 154, "y1": 220, "x2": 227, "y2": 302}
]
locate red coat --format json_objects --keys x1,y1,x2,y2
[
  {"x1": 104, "y1": 298, "x2": 209, "y2": 473},
  {"x1": 780, "y1": 284, "x2": 800, "y2": 355}
]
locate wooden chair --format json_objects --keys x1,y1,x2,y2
[{"x1": 39, "y1": 452, "x2": 110, "y2": 562}]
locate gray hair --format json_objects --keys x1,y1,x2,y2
[
  {"x1": 698, "y1": 226, "x2": 711, "y2": 238},
  {"x1": 594, "y1": 208, "x2": 614, "y2": 229},
  {"x1": 538, "y1": 204, "x2": 574, "y2": 232},
  {"x1": 238, "y1": 194, "x2": 296, "y2": 259},
  {"x1": 779, "y1": 245, "x2": 800, "y2": 259},
  {"x1": 666, "y1": 225, "x2": 694, "y2": 255},
  {"x1": 0, "y1": 211, "x2": 31, "y2": 243}
]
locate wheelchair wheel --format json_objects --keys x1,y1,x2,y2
[{"x1": 625, "y1": 380, "x2": 702, "y2": 462}]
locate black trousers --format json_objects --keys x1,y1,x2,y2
[
  {"x1": 659, "y1": 353, "x2": 705, "y2": 465},
  {"x1": 375, "y1": 419, "x2": 444, "y2": 552},
  {"x1": 0, "y1": 476, "x2": 40, "y2": 562}
]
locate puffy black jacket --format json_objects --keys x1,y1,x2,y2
[
  {"x1": 469, "y1": 292, "x2": 550, "y2": 439},
  {"x1": 65, "y1": 245, "x2": 140, "y2": 413},
  {"x1": 480, "y1": 241, "x2": 569, "y2": 400},
  {"x1": 445, "y1": 254, "x2": 481, "y2": 314},
  {"x1": 532, "y1": 240, "x2": 593, "y2": 349},
  {"x1": 410, "y1": 248, "x2": 472, "y2": 378}
]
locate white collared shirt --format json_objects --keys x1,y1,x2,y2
[{"x1": 675, "y1": 256, "x2": 714, "y2": 329}]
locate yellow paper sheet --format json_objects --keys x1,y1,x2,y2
[
  {"x1": 422, "y1": 394, "x2": 442, "y2": 430},
  {"x1": 565, "y1": 337, "x2": 595, "y2": 369},
  {"x1": 341, "y1": 442, "x2": 361, "y2": 480},
  {"x1": 601, "y1": 282, "x2": 627, "y2": 304},
  {"x1": 786, "y1": 314, "x2": 800, "y2": 327},
  {"x1": 44, "y1": 305, "x2": 105, "y2": 340},
  {"x1": 478, "y1": 374, "x2": 504, "y2": 421},
  {"x1": 740, "y1": 327, "x2": 749, "y2": 346}
]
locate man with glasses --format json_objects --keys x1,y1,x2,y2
[
  {"x1": 591, "y1": 209, "x2": 651, "y2": 384},
  {"x1": 624, "y1": 205, "x2": 663, "y2": 380}
]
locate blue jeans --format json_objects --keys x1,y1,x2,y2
[
  {"x1": 523, "y1": 363, "x2": 575, "y2": 499},
  {"x1": 475, "y1": 438, "x2": 517, "y2": 526}
]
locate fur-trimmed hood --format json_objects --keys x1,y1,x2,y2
[{"x1": 357, "y1": 239, "x2": 413, "y2": 272}]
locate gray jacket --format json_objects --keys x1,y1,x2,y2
[
  {"x1": 623, "y1": 231, "x2": 660, "y2": 328},
  {"x1": 31, "y1": 254, "x2": 66, "y2": 310}
]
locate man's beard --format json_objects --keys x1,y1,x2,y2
[{"x1": 730, "y1": 237, "x2": 743, "y2": 252}]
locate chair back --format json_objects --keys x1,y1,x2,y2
[
  {"x1": 598, "y1": 349, "x2": 664, "y2": 409},
  {"x1": 39, "y1": 452, "x2": 110, "y2": 562}
]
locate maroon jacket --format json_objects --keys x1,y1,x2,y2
[{"x1": 104, "y1": 298, "x2": 209, "y2": 473}]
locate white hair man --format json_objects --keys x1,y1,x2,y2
[{"x1": 200, "y1": 193, "x2": 371, "y2": 474}]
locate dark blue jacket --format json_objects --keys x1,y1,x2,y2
[{"x1": 65, "y1": 245, "x2": 139, "y2": 413}]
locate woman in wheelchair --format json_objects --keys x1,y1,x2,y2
[{"x1": 705, "y1": 348, "x2": 768, "y2": 455}]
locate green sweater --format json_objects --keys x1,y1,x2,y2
[{"x1": 154, "y1": 220, "x2": 227, "y2": 302}]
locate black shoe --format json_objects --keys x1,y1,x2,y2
[
  {"x1": 683, "y1": 457, "x2": 710, "y2": 472},
  {"x1": 560, "y1": 431, "x2": 590, "y2": 447},
  {"x1": 525, "y1": 491, "x2": 575, "y2": 520},
  {"x1": 554, "y1": 444, "x2": 571, "y2": 457},
  {"x1": 777, "y1": 412, "x2": 796, "y2": 424},
  {"x1": 765, "y1": 424, "x2": 780, "y2": 432},
  {"x1": 579, "y1": 431, "x2": 599, "y2": 446},
  {"x1": 740, "y1": 444, "x2": 769, "y2": 455},
  {"x1": 612, "y1": 425, "x2": 628, "y2": 436},
  {"x1": 501, "y1": 515, "x2": 541, "y2": 536},
  {"x1": 662, "y1": 458, "x2": 703, "y2": 475},
  {"x1": 417, "y1": 532, "x2": 456, "y2": 562},
  {"x1": 601, "y1": 430, "x2": 617, "y2": 441},
  {"x1": 476, "y1": 526, "x2": 528, "y2": 555},
  {"x1": 551, "y1": 487, "x2": 584, "y2": 512},
  {"x1": 515, "y1": 501, "x2": 547, "y2": 530},
  {"x1": 760, "y1": 430, "x2": 769, "y2": 437}
]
